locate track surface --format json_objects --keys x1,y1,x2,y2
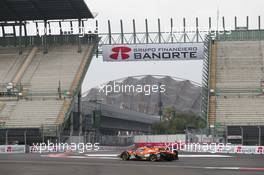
[{"x1": 0, "y1": 152, "x2": 264, "y2": 175}]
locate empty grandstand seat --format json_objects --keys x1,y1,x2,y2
[{"x1": 216, "y1": 41, "x2": 264, "y2": 125}]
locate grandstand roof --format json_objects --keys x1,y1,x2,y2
[{"x1": 0, "y1": 0, "x2": 93, "y2": 21}]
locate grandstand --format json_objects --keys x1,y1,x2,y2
[
  {"x1": 208, "y1": 30, "x2": 264, "y2": 145},
  {"x1": 0, "y1": 0, "x2": 97, "y2": 144}
]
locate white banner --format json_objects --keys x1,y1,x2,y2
[{"x1": 102, "y1": 43, "x2": 204, "y2": 62}]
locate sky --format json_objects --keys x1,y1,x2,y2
[{"x1": 82, "y1": 0, "x2": 264, "y2": 94}]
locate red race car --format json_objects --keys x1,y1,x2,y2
[{"x1": 120, "y1": 146, "x2": 179, "y2": 161}]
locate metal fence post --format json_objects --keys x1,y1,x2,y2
[
  {"x1": 5, "y1": 130, "x2": 8, "y2": 145},
  {"x1": 24, "y1": 130, "x2": 27, "y2": 146},
  {"x1": 258, "y1": 126, "x2": 261, "y2": 146}
]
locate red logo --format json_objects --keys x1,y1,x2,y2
[
  {"x1": 257, "y1": 146, "x2": 263, "y2": 154},
  {"x1": 110, "y1": 47, "x2": 131, "y2": 60}
]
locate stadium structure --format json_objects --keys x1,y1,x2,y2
[
  {"x1": 0, "y1": 0, "x2": 264, "y2": 146},
  {"x1": 0, "y1": 0, "x2": 98, "y2": 144},
  {"x1": 207, "y1": 28, "x2": 264, "y2": 145},
  {"x1": 0, "y1": 0, "x2": 162, "y2": 145}
]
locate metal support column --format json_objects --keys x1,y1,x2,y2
[
  {"x1": 41, "y1": 125, "x2": 44, "y2": 143},
  {"x1": 183, "y1": 18, "x2": 186, "y2": 42},
  {"x1": 19, "y1": 22, "x2": 22, "y2": 55},
  {"x1": 36, "y1": 22, "x2": 39, "y2": 36},
  {"x1": 108, "y1": 20, "x2": 112, "y2": 45},
  {"x1": 120, "y1": 20, "x2": 124, "y2": 44},
  {"x1": 158, "y1": 18, "x2": 161, "y2": 43},
  {"x1": 57, "y1": 125, "x2": 61, "y2": 144},
  {"x1": 78, "y1": 19, "x2": 82, "y2": 53},
  {"x1": 240, "y1": 126, "x2": 244, "y2": 145},
  {"x1": 258, "y1": 126, "x2": 261, "y2": 146},
  {"x1": 222, "y1": 16, "x2": 225, "y2": 40},
  {"x1": 225, "y1": 126, "x2": 228, "y2": 144},
  {"x1": 70, "y1": 112, "x2": 74, "y2": 136},
  {"x1": 145, "y1": 19, "x2": 149, "y2": 44},
  {"x1": 13, "y1": 24, "x2": 17, "y2": 46},
  {"x1": 43, "y1": 20, "x2": 48, "y2": 54},
  {"x1": 133, "y1": 19, "x2": 136, "y2": 44},
  {"x1": 78, "y1": 91, "x2": 82, "y2": 138},
  {"x1": 24, "y1": 130, "x2": 27, "y2": 146},
  {"x1": 246, "y1": 16, "x2": 249, "y2": 29},
  {"x1": 234, "y1": 16, "x2": 237, "y2": 30},
  {"x1": 258, "y1": 16, "x2": 261, "y2": 40},
  {"x1": 48, "y1": 22, "x2": 51, "y2": 35},
  {"x1": 196, "y1": 17, "x2": 199, "y2": 42},
  {"x1": 23, "y1": 23, "x2": 27, "y2": 46},
  {"x1": 59, "y1": 21, "x2": 62, "y2": 35},
  {"x1": 170, "y1": 18, "x2": 173, "y2": 43},
  {"x1": 5, "y1": 130, "x2": 8, "y2": 145}
]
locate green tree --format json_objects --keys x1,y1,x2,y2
[{"x1": 151, "y1": 107, "x2": 206, "y2": 134}]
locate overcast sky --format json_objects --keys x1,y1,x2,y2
[{"x1": 82, "y1": 0, "x2": 264, "y2": 93}]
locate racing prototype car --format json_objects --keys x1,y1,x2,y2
[{"x1": 120, "y1": 146, "x2": 178, "y2": 161}]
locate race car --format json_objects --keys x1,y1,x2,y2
[{"x1": 120, "y1": 146, "x2": 178, "y2": 161}]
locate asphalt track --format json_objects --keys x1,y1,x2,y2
[{"x1": 0, "y1": 152, "x2": 264, "y2": 175}]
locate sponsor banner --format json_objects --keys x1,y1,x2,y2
[
  {"x1": 0, "y1": 145, "x2": 25, "y2": 153},
  {"x1": 102, "y1": 43, "x2": 204, "y2": 62},
  {"x1": 227, "y1": 135, "x2": 242, "y2": 139}
]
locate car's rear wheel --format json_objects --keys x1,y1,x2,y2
[
  {"x1": 121, "y1": 152, "x2": 130, "y2": 161},
  {"x1": 149, "y1": 154, "x2": 157, "y2": 162}
]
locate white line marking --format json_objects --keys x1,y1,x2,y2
[
  {"x1": 204, "y1": 167, "x2": 240, "y2": 170},
  {"x1": 85, "y1": 154, "x2": 119, "y2": 157},
  {"x1": 84, "y1": 154, "x2": 232, "y2": 158},
  {"x1": 179, "y1": 155, "x2": 233, "y2": 158}
]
